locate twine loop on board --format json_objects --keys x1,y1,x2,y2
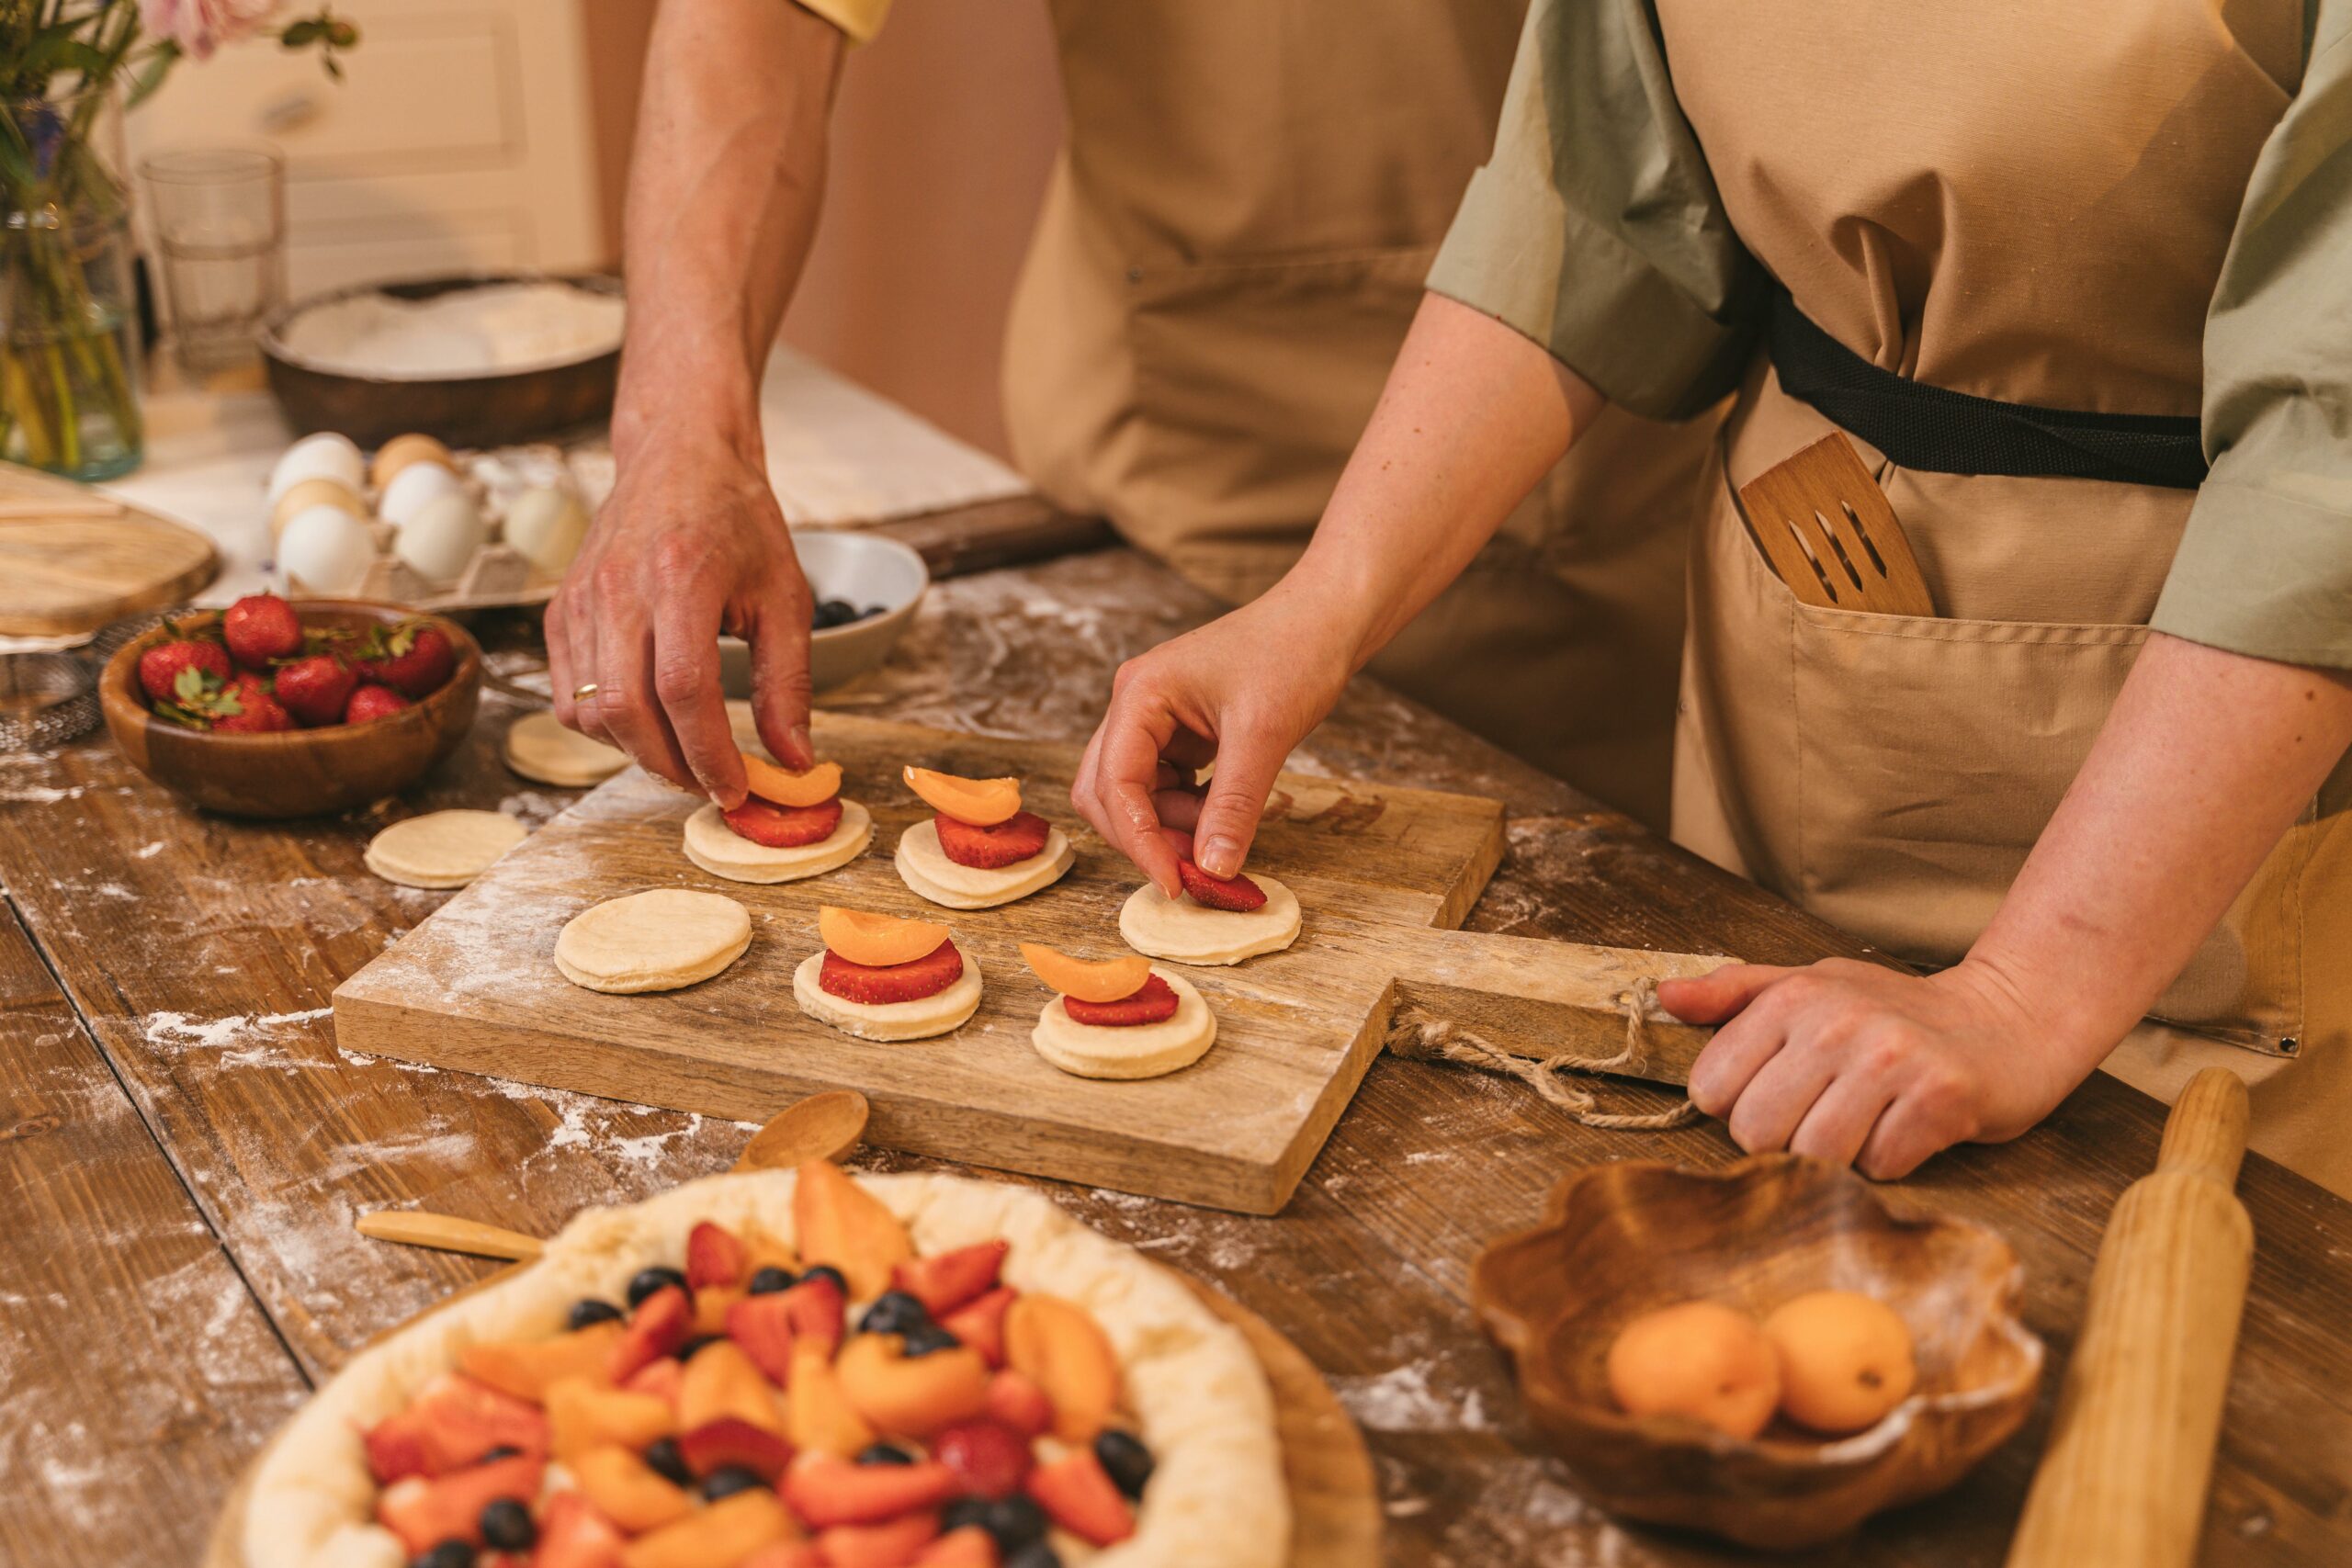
[{"x1": 1383, "y1": 975, "x2": 1700, "y2": 1131}]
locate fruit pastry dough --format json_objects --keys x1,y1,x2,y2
[
  {"x1": 685, "y1": 753, "x2": 874, "y2": 885},
  {"x1": 894, "y1": 767, "x2": 1075, "y2": 909},
  {"x1": 794, "y1": 906, "x2": 983, "y2": 1041},
  {"x1": 238, "y1": 1159, "x2": 1287, "y2": 1568},
  {"x1": 1118, "y1": 834, "x2": 1299, "y2": 965},
  {"x1": 1021, "y1": 943, "x2": 1216, "y2": 1080}
]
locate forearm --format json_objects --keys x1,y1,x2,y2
[
  {"x1": 1968, "y1": 632, "x2": 2352, "y2": 1064},
  {"x1": 612, "y1": 0, "x2": 843, "y2": 467},
  {"x1": 1277, "y1": 291, "x2": 1604, "y2": 668}
]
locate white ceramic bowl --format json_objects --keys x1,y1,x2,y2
[{"x1": 719, "y1": 529, "x2": 929, "y2": 696}]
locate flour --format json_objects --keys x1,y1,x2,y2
[
  {"x1": 143, "y1": 1008, "x2": 332, "y2": 1051},
  {"x1": 273, "y1": 281, "x2": 625, "y2": 380},
  {"x1": 1332, "y1": 1361, "x2": 1495, "y2": 1434}
]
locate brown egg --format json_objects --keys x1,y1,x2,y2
[
  {"x1": 1604, "y1": 1300, "x2": 1781, "y2": 1438},
  {"x1": 1761, "y1": 1290, "x2": 1917, "y2": 1434},
  {"x1": 268, "y1": 475, "x2": 368, "y2": 541},
  {"x1": 369, "y1": 432, "x2": 456, "y2": 491}
]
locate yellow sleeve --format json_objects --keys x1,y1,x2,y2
[{"x1": 795, "y1": 0, "x2": 891, "y2": 45}]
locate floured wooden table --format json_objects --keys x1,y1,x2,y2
[{"x1": 4, "y1": 548, "x2": 2351, "y2": 1568}]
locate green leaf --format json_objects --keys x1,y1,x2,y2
[
  {"x1": 122, "y1": 42, "x2": 181, "y2": 111},
  {"x1": 171, "y1": 664, "x2": 213, "y2": 704}
]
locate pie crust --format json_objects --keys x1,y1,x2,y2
[
  {"x1": 553, "y1": 888, "x2": 752, "y2": 993},
  {"x1": 362, "y1": 810, "x2": 527, "y2": 890},
  {"x1": 1118, "y1": 875, "x2": 1301, "y2": 965}
]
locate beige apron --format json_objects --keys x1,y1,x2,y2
[
  {"x1": 999, "y1": 0, "x2": 1718, "y2": 828},
  {"x1": 1653, "y1": 1, "x2": 2352, "y2": 1197}
]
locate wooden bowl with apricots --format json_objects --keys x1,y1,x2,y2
[{"x1": 1470, "y1": 1155, "x2": 2043, "y2": 1551}]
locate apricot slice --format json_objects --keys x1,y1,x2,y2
[
  {"x1": 1019, "y1": 942, "x2": 1152, "y2": 1005},
  {"x1": 458, "y1": 1318, "x2": 623, "y2": 1402},
  {"x1": 787, "y1": 1341, "x2": 877, "y2": 1458},
  {"x1": 1760, "y1": 1290, "x2": 1917, "y2": 1434},
  {"x1": 620, "y1": 1489, "x2": 797, "y2": 1568},
  {"x1": 571, "y1": 1444, "x2": 695, "y2": 1534},
  {"x1": 678, "y1": 1339, "x2": 786, "y2": 1436},
  {"x1": 548, "y1": 1377, "x2": 677, "y2": 1463},
  {"x1": 1004, "y1": 1294, "x2": 1121, "y2": 1444},
  {"x1": 1604, "y1": 1300, "x2": 1780, "y2": 1438},
  {"x1": 903, "y1": 765, "x2": 1022, "y2": 827},
  {"x1": 835, "y1": 1332, "x2": 993, "y2": 1440},
  {"x1": 819, "y1": 905, "x2": 954, "y2": 970},
  {"x1": 743, "y1": 752, "x2": 842, "y2": 808},
  {"x1": 795, "y1": 1157, "x2": 915, "y2": 1299}
]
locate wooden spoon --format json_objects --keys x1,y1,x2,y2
[{"x1": 355, "y1": 1210, "x2": 544, "y2": 1262}]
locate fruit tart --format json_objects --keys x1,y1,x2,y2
[
  {"x1": 892, "y1": 769, "x2": 1075, "y2": 910},
  {"x1": 685, "y1": 754, "x2": 874, "y2": 885},
  {"x1": 240, "y1": 1161, "x2": 1285, "y2": 1568},
  {"x1": 1018, "y1": 945, "x2": 1216, "y2": 1081},
  {"x1": 794, "y1": 907, "x2": 983, "y2": 1043},
  {"x1": 1116, "y1": 834, "x2": 1299, "y2": 966}
]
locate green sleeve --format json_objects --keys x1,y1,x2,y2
[
  {"x1": 1424, "y1": 0, "x2": 1762, "y2": 420},
  {"x1": 2153, "y1": 6, "x2": 2352, "y2": 668}
]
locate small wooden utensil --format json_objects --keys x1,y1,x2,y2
[
  {"x1": 1737, "y1": 433, "x2": 1935, "y2": 615},
  {"x1": 354, "y1": 1210, "x2": 543, "y2": 1262},
  {"x1": 2006, "y1": 1067, "x2": 2254, "y2": 1568}
]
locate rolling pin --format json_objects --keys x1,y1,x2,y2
[{"x1": 2006, "y1": 1066, "x2": 2254, "y2": 1568}]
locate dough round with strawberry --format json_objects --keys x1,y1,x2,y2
[
  {"x1": 794, "y1": 905, "x2": 982, "y2": 1040},
  {"x1": 893, "y1": 766, "x2": 1074, "y2": 909},
  {"x1": 363, "y1": 809, "x2": 527, "y2": 889},
  {"x1": 1023, "y1": 943, "x2": 1217, "y2": 1079},
  {"x1": 555, "y1": 888, "x2": 752, "y2": 993},
  {"x1": 1119, "y1": 853, "x2": 1300, "y2": 965},
  {"x1": 684, "y1": 752, "x2": 872, "y2": 884}
]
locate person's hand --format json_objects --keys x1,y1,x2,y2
[
  {"x1": 1658, "y1": 957, "x2": 2093, "y2": 1179},
  {"x1": 1071, "y1": 586, "x2": 1360, "y2": 897},
  {"x1": 547, "y1": 431, "x2": 814, "y2": 806}
]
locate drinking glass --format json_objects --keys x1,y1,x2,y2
[{"x1": 139, "y1": 145, "x2": 285, "y2": 374}]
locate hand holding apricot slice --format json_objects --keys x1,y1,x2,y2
[
  {"x1": 741, "y1": 751, "x2": 842, "y2": 807},
  {"x1": 1604, "y1": 1300, "x2": 1780, "y2": 1438},
  {"x1": 904, "y1": 765, "x2": 1023, "y2": 827},
  {"x1": 1760, "y1": 1290, "x2": 1916, "y2": 1434},
  {"x1": 819, "y1": 905, "x2": 952, "y2": 968},
  {"x1": 1020, "y1": 942, "x2": 1152, "y2": 1004}
]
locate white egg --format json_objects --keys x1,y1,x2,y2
[
  {"x1": 503, "y1": 483, "x2": 591, "y2": 575},
  {"x1": 268, "y1": 431, "x2": 365, "y2": 502},
  {"x1": 395, "y1": 491, "x2": 488, "y2": 587},
  {"x1": 277, "y1": 504, "x2": 379, "y2": 595},
  {"x1": 379, "y1": 458, "x2": 466, "y2": 528},
  {"x1": 269, "y1": 475, "x2": 368, "y2": 539}
]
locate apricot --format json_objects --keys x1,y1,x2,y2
[
  {"x1": 787, "y1": 1341, "x2": 877, "y2": 1458},
  {"x1": 677, "y1": 1340, "x2": 785, "y2": 1436},
  {"x1": 835, "y1": 1332, "x2": 992, "y2": 1439},
  {"x1": 818, "y1": 905, "x2": 953, "y2": 970},
  {"x1": 620, "y1": 1490, "x2": 797, "y2": 1568},
  {"x1": 794, "y1": 1157, "x2": 915, "y2": 1299},
  {"x1": 571, "y1": 1444, "x2": 695, "y2": 1534},
  {"x1": 1761, "y1": 1290, "x2": 1917, "y2": 1434},
  {"x1": 743, "y1": 752, "x2": 842, "y2": 808},
  {"x1": 903, "y1": 765, "x2": 1022, "y2": 827},
  {"x1": 458, "y1": 1318, "x2": 622, "y2": 1401},
  {"x1": 1005, "y1": 1293, "x2": 1121, "y2": 1444},
  {"x1": 1019, "y1": 942, "x2": 1153, "y2": 1004},
  {"x1": 1603, "y1": 1300, "x2": 1780, "y2": 1438},
  {"x1": 547, "y1": 1376, "x2": 677, "y2": 1463}
]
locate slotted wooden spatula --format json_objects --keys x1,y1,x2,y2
[{"x1": 1737, "y1": 433, "x2": 1935, "y2": 615}]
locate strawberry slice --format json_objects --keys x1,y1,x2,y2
[
  {"x1": 727, "y1": 1292, "x2": 798, "y2": 1385},
  {"x1": 981, "y1": 1371, "x2": 1052, "y2": 1439},
  {"x1": 910, "y1": 1527, "x2": 999, "y2": 1568},
  {"x1": 687, "y1": 1221, "x2": 750, "y2": 1292},
  {"x1": 609, "y1": 1284, "x2": 693, "y2": 1383},
  {"x1": 676, "y1": 1415, "x2": 795, "y2": 1481},
  {"x1": 725, "y1": 796, "x2": 845, "y2": 848},
  {"x1": 534, "y1": 1489, "x2": 628, "y2": 1568},
  {"x1": 931, "y1": 1419, "x2": 1033, "y2": 1500},
  {"x1": 376, "y1": 1451, "x2": 544, "y2": 1554},
  {"x1": 813, "y1": 1512, "x2": 943, "y2": 1568},
  {"x1": 363, "y1": 1372, "x2": 548, "y2": 1483},
  {"x1": 1026, "y1": 1448, "x2": 1136, "y2": 1547},
  {"x1": 783, "y1": 1455, "x2": 960, "y2": 1528},
  {"x1": 1177, "y1": 858, "x2": 1267, "y2": 912},
  {"x1": 1062, "y1": 975, "x2": 1180, "y2": 1028},
  {"x1": 941, "y1": 1288, "x2": 1016, "y2": 1370},
  {"x1": 819, "y1": 940, "x2": 965, "y2": 1006},
  {"x1": 890, "y1": 1241, "x2": 1007, "y2": 1317},
  {"x1": 933, "y1": 810, "x2": 1050, "y2": 870}
]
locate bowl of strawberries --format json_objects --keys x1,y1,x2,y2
[{"x1": 99, "y1": 592, "x2": 482, "y2": 818}]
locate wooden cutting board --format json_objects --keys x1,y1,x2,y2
[
  {"x1": 334, "y1": 714, "x2": 1724, "y2": 1213},
  {"x1": 0, "y1": 460, "x2": 218, "y2": 637}
]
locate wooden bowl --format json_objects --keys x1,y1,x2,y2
[
  {"x1": 100, "y1": 602, "x2": 481, "y2": 818},
  {"x1": 259, "y1": 273, "x2": 622, "y2": 448},
  {"x1": 1471, "y1": 1155, "x2": 2042, "y2": 1551}
]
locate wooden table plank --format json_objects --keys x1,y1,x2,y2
[
  {"x1": 0, "y1": 897, "x2": 309, "y2": 1568},
  {"x1": 3, "y1": 548, "x2": 2348, "y2": 1565}
]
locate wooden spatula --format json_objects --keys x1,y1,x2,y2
[{"x1": 1736, "y1": 433, "x2": 1935, "y2": 616}]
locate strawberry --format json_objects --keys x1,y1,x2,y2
[
  {"x1": 1025, "y1": 1449, "x2": 1136, "y2": 1547},
  {"x1": 813, "y1": 1513, "x2": 943, "y2": 1568},
  {"x1": 137, "y1": 637, "x2": 231, "y2": 705},
  {"x1": 357, "y1": 619, "x2": 457, "y2": 697},
  {"x1": 980, "y1": 1371, "x2": 1052, "y2": 1439},
  {"x1": 676, "y1": 1415, "x2": 795, "y2": 1481},
  {"x1": 1177, "y1": 858, "x2": 1268, "y2": 912},
  {"x1": 783, "y1": 1271, "x2": 847, "y2": 1358},
  {"x1": 375, "y1": 1451, "x2": 545, "y2": 1554},
  {"x1": 783, "y1": 1456, "x2": 959, "y2": 1528},
  {"x1": 533, "y1": 1490, "x2": 628, "y2": 1568},
  {"x1": 910, "y1": 1528, "x2": 999, "y2": 1568},
  {"x1": 940, "y1": 1289, "x2": 1015, "y2": 1370},
  {"x1": 726, "y1": 1292, "x2": 799, "y2": 1385},
  {"x1": 361, "y1": 1373, "x2": 548, "y2": 1483},
  {"x1": 891, "y1": 1242, "x2": 1007, "y2": 1318},
  {"x1": 724, "y1": 796, "x2": 844, "y2": 849},
  {"x1": 345, "y1": 683, "x2": 412, "y2": 725},
  {"x1": 608, "y1": 1283, "x2": 694, "y2": 1384},
  {"x1": 818, "y1": 940, "x2": 965, "y2": 1007},
  {"x1": 222, "y1": 592, "x2": 303, "y2": 671},
  {"x1": 687, "y1": 1221, "x2": 750, "y2": 1292},
  {"x1": 272, "y1": 653, "x2": 358, "y2": 727},
  {"x1": 930, "y1": 1419, "x2": 1032, "y2": 1500},
  {"x1": 625, "y1": 1356, "x2": 684, "y2": 1405},
  {"x1": 207, "y1": 671, "x2": 293, "y2": 733},
  {"x1": 1062, "y1": 975, "x2": 1179, "y2": 1028},
  {"x1": 932, "y1": 810, "x2": 1050, "y2": 870}
]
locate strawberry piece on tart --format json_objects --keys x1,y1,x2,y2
[
  {"x1": 796, "y1": 907, "x2": 981, "y2": 1041},
  {"x1": 820, "y1": 941, "x2": 965, "y2": 1006},
  {"x1": 895, "y1": 768, "x2": 1074, "y2": 909},
  {"x1": 1023, "y1": 942, "x2": 1216, "y2": 1078},
  {"x1": 723, "y1": 796, "x2": 846, "y2": 848},
  {"x1": 1062, "y1": 975, "x2": 1182, "y2": 1028},
  {"x1": 691, "y1": 752, "x2": 870, "y2": 883},
  {"x1": 1176, "y1": 857, "x2": 1269, "y2": 912},
  {"x1": 1118, "y1": 828, "x2": 1303, "y2": 965},
  {"x1": 932, "y1": 809, "x2": 1051, "y2": 870}
]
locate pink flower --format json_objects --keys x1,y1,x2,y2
[{"x1": 139, "y1": 0, "x2": 278, "y2": 62}]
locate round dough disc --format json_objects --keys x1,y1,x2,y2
[
  {"x1": 556, "y1": 888, "x2": 752, "y2": 993},
  {"x1": 792, "y1": 942, "x2": 983, "y2": 1041},
  {"x1": 503, "y1": 709, "x2": 628, "y2": 786},
  {"x1": 1118, "y1": 874, "x2": 1301, "y2": 964},
  {"x1": 893, "y1": 818, "x2": 1075, "y2": 909},
  {"x1": 1031, "y1": 968, "x2": 1216, "y2": 1079},
  {"x1": 684, "y1": 799, "x2": 872, "y2": 884},
  {"x1": 363, "y1": 810, "x2": 527, "y2": 889}
]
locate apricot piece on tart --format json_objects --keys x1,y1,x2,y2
[
  {"x1": 787, "y1": 1340, "x2": 878, "y2": 1458},
  {"x1": 1005, "y1": 1294, "x2": 1122, "y2": 1444},
  {"x1": 818, "y1": 905, "x2": 954, "y2": 971},
  {"x1": 835, "y1": 1331, "x2": 992, "y2": 1440},
  {"x1": 620, "y1": 1487, "x2": 797, "y2": 1568},
  {"x1": 571, "y1": 1443, "x2": 695, "y2": 1534},
  {"x1": 903, "y1": 765, "x2": 1022, "y2": 826},
  {"x1": 1019, "y1": 942, "x2": 1152, "y2": 1005},
  {"x1": 458, "y1": 1318, "x2": 623, "y2": 1403},
  {"x1": 678, "y1": 1339, "x2": 786, "y2": 1436},
  {"x1": 794, "y1": 1157, "x2": 915, "y2": 1299},
  {"x1": 742, "y1": 752, "x2": 842, "y2": 808},
  {"x1": 548, "y1": 1376, "x2": 678, "y2": 1462}
]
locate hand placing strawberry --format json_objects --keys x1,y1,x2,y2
[
  {"x1": 137, "y1": 636, "x2": 231, "y2": 705},
  {"x1": 345, "y1": 684, "x2": 412, "y2": 725},
  {"x1": 273, "y1": 654, "x2": 360, "y2": 728},
  {"x1": 222, "y1": 592, "x2": 304, "y2": 671},
  {"x1": 356, "y1": 620, "x2": 456, "y2": 698}
]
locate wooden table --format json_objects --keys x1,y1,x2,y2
[{"x1": 4, "y1": 547, "x2": 2347, "y2": 1568}]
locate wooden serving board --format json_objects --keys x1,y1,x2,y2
[
  {"x1": 202, "y1": 1265, "x2": 1379, "y2": 1567},
  {"x1": 335, "y1": 714, "x2": 1723, "y2": 1213},
  {"x1": 0, "y1": 460, "x2": 218, "y2": 637}
]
